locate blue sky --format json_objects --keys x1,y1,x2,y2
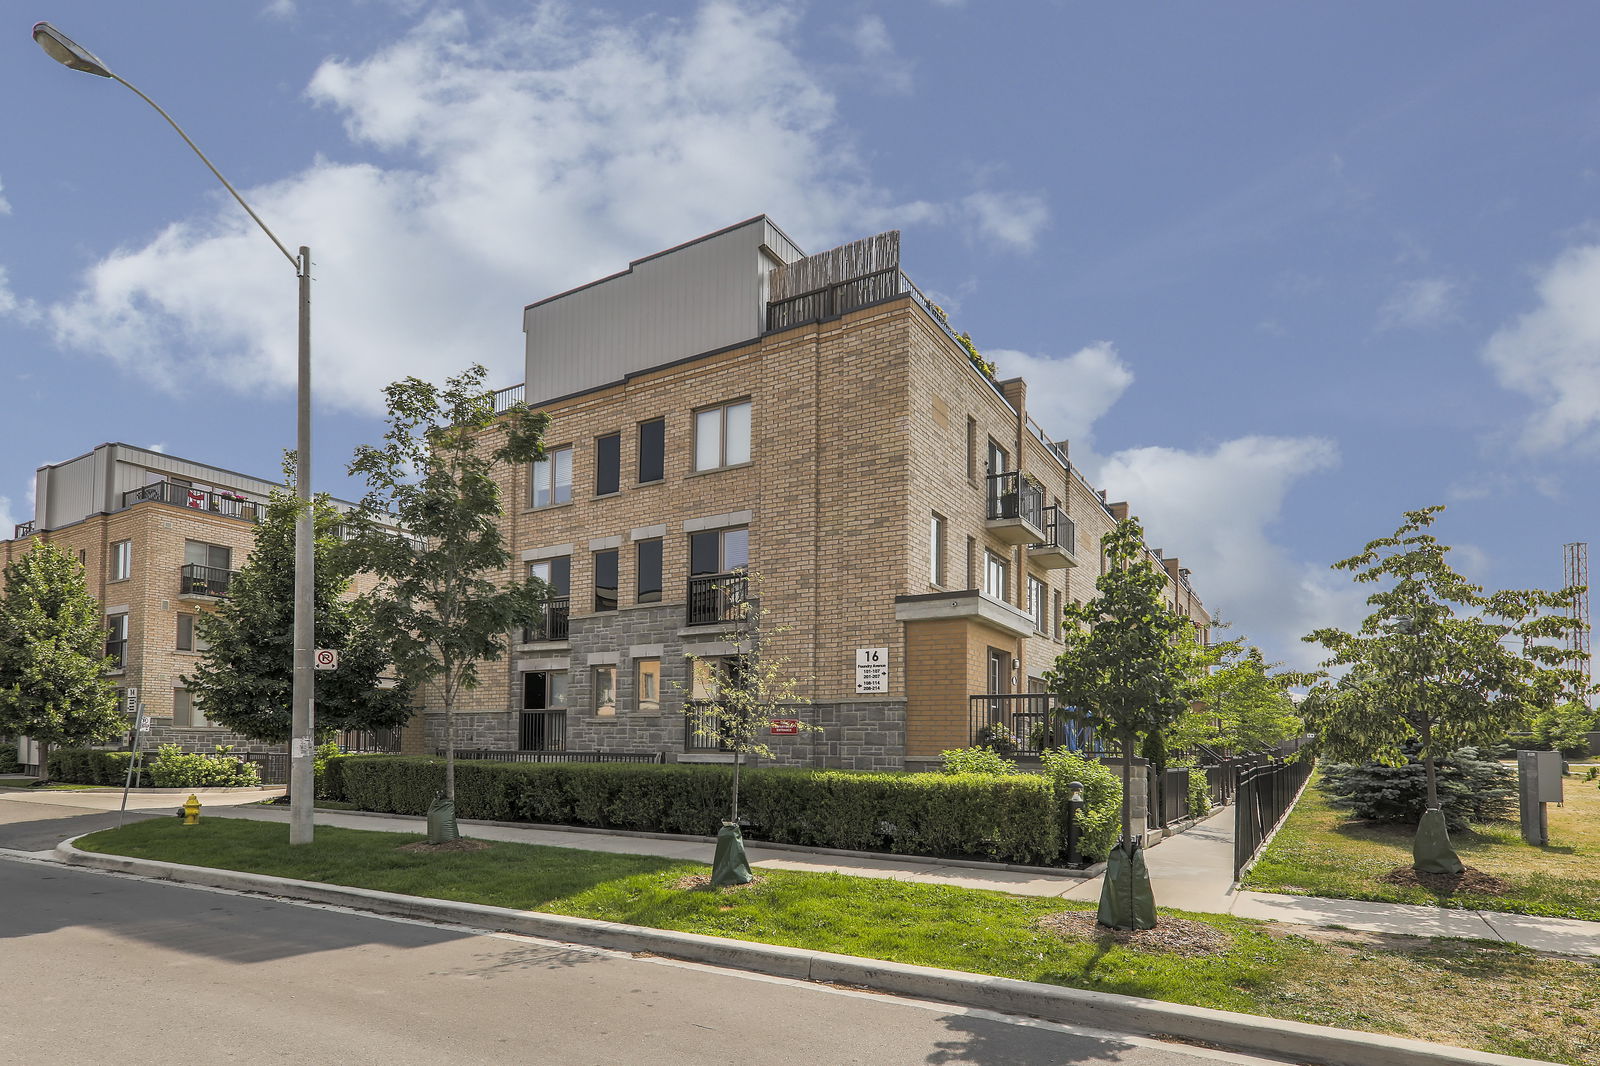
[{"x1": 3, "y1": 1, "x2": 1597, "y2": 672}]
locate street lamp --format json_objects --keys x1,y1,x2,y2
[{"x1": 35, "y1": 22, "x2": 318, "y2": 845}]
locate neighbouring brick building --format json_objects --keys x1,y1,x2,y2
[
  {"x1": 434, "y1": 217, "x2": 1212, "y2": 771},
  {"x1": 0, "y1": 443, "x2": 383, "y2": 772}
]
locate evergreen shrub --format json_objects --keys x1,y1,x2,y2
[
  {"x1": 47, "y1": 748, "x2": 153, "y2": 787},
  {"x1": 1319, "y1": 747, "x2": 1514, "y2": 832},
  {"x1": 149, "y1": 745, "x2": 262, "y2": 788},
  {"x1": 1038, "y1": 749, "x2": 1122, "y2": 862}
]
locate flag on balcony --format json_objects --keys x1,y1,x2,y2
[{"x1": 186, "y1": 490, "x2": 207, "y2": 509}]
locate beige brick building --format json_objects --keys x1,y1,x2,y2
[
  {"x1": 445, "y1": 217, "x2": 1213, "y2": 770},
  {"x1": 0, "y1": 443, "x2": 378, "y2": 771}
]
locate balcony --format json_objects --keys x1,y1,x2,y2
[
  {"x1": 968, "y1": 694, "x2": 1108, "y2": 758},
  {"x1": 518, "y1": 710, "x2": 566, "y2": 752},
  {"x1": 123, "y1": 481, "x2": 263, "y2": 523},
  {"x1": 12, "y1": 521, "x2": 35, "y2": 539},
  {"x1": 1030, "y1": 506, "x2": 1078, "y2": 569},
  {"x1": 521, "y1": 596, "x2": 570, "y2": 643},
  {"x1": 179, "y1": 563, "x2": 237, "y2": 599},
  {"x1": 686, "y1": 571, "x2": 749, "y2": 627},
  {"x1": 985, "y1": 471, "x2": 1045, "y2": 545},
  {"x1": 684, "y1": 701, "x2": 735, "y2": 752}
]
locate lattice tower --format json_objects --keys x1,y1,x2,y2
[{"x1": 1564, "y1": 542, "x2": 1591, "y2": 693}]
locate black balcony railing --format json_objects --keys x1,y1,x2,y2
[
  {"x1": 1039, "y1": 505, "x2": 1076, "y2": 552},
  {"x1": 686, "y1": 571, "x2": 749, "y2": 627},
  {"x1": 986, "y1": 470, "x2": 1044, "y2": 529},
  {"x1": 519, "y1": 710, "x2": 567, "y2": 752},
  {"x1": 683, "y1": 701, "x2": 735, "y2": 753},
  {"x1": 967, "y1": 693, "x2": 1108, "y2": 757},
  {"x1": 765, "y1": 266, "x2": 903, "y2": 332},
  {"x1": 522, "y1": 596, "x2": 570, "y2": 643},
  {"x1": 180, "y1": 563, "x2": 237, "y2": 598},
  {"x1": 13, "y1": 521, "x2": 35, "y2": 539},
  {"x1": 105, "y1": 638, "x2": 126, "y2": 670},
  {"x1": 122, "y1": 481, "x2": 263, "y2": 523},
  {"x1": 492, "y1": 383, "x2": 526, "y2": 413}
]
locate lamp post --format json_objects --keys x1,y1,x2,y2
[{"x1": 35, "y1": 22, "x2": 317, "y2": 845}]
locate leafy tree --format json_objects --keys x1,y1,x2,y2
[
  {"x1": 1045, "y1": 518, "x2": 1199, "y2": 926},
  {"x1": 1170, "y1": 625, "x2": 1303, "y2": 755},
  {"x1": 1301, "y1": 506, "x2": 1587, "y2": 872},
  {"x1": 0, "y1": 544, "x2": 124, "y2": 776},
  {"x1": 1531, "y1": 700, "x2": 1598, "y2": 757},
  {"x1": 185, "y1": 486, "x2": 411, "y2": 742},
  {"x1": 347, "y1": 365, "x2": 549, "y2": 811}
]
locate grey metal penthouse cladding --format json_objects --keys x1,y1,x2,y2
[{"x1": 521, "y1": 216, "x2": 805, "y2": 404}]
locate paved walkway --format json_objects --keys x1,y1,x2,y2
[{"x1": 200, "y1": 800, "x2": 1600, "y2": 959}]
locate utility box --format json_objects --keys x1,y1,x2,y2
[{"x1": 1517, "y1": 749, "x2": 1563, "y2": 846}]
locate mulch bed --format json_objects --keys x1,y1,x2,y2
[
  {"x1": 1377, "y1": 865, "x2": 1511, "y2": 895},
  {"x1": 397, "y1": 839, "x2": 493, "y2": 853},
  {"x1": 673, "y1": 874, "x2": 767, "y2": 892},
  {"x1": 1034, "y1": 912, "x2": 1231, "y2": 957}
]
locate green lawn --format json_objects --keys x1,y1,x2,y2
[
  {"x1": 1244, "y1": 771, "x2": 1600, "y2": 922},
  {"x1": 74, "y1": 817, "x2": 1600, "y2": 1065},
  {"x1": 0, "y1": 777, "x2": 36, "y2": 789}
]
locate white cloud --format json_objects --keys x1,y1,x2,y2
[
  {"x1": 0, "y1": 266, "x2": 39, "y2": 326},
  {"x1": 39, "y1": 2, "x2": 997, "y2": 413},
  {"x1": 961, "y1": 191, "x2": 1050, "y2": 252},
  {"x1": 1379, "y1": 276, "x2": 1458, "y2": 330},
  {"x1": 988, "y1": 342, "x2": 1133, "y2": 449},
  {"x1": 844, "y1": 15, "x2": 912, "y2": 94},
  {"x1": 0, "y1": 496, "x2": 13, "y2": 538},
  {"x1": 1097, "y1": 436, "x2": 1356, "y2": 670},
  {"x1": 1483, "y1": 243, "x2": 1600, "y2": 452},
  {"x1": 0, "y1": 177, "x2": 11, "y2": 215},
  {"x1": 147, "y1": 442, "x2": 167, "y2": 454}
]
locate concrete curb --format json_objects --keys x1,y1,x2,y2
[
  {"x1": 55, "y1": 839, "x2": 1555, "y2": 1066},
  {"x1": 303, "y1": 806, "x2": 1108, "y2": 878}
]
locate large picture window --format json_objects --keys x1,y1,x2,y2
[
  {"x1": 531, "y1": 446, "x2": 573, "y2": 508},
  {"x1": 693, "y1": 400, "x2": 751, "y2": 471}
]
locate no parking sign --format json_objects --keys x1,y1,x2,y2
[{"x1": 314, "y1": 648, "x2": 339, "y2": 671}]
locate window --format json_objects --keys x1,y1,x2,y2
[
  {"x1": 172, "y1": 688, "x2": 215, "y2": 728},
  {"x1": 638, "y1": 418, "x2": 665, "y2": 484},
  {"x1": 531, "y1": 446, "x2": 573, "y2": 507},
  {"x1": 595, "y1": 433, "x2": 621, "y2": 496},
  {"x1": 593, "y1": 665, "x2": 617, "y2": 717},
  {"x1": 593, "y1": 549, "x2": 619, "y2": 612},
  {"x1": 691, "y1": 656, "x2": 742, "y2": 700},
  {"x1": 522, "y1": 671, "x2": 568, "y2": 710},
  {"x1": 689, "y1": 527, "x2": 749, "y2": 575},
  {"x1": 106, "y1": 614, "x2": 128, "y2": 669},
  {"x1": 185, "y1": 540, "x2": 232, "y2": 571},
  {"x1": 1028, "y1": 576, "x2": 1047, "y2": 633},
  {"x1": 636, "y1": 539, "x2": 663, "y2": 604},
  {"x1": 78, "y1": 549, "x2": 86, "y2": 567},
  {"x1": 1053, "y1": 590, "x2": 1063, "y2": 640},
  {"x1": 983, "y1": 551, "x2": 1010, "y2": 603},
  {"x1": 636, "y1": 658, "x2": 661, "y2": 713},
  {"x1": 965, "y1": 536, "x2": 976, "y2": 589},
  {"x1": 966, "y1": 416, "x2": 978, "y2": 484},
  {"x1": 110, "y1": 540, "x2": 132, "y2": 582},
  {"x1": 694, "y1": 400, "x2": 751, "y2": 471},
  {"x1": 986, "y1": 439, "x2": 1008, "y2": 476},
  {"x1": 929, "y1": 513, "x2": 947, "y2": 587},
  {"x1": 527, "y1": 556, "x2": 571, "y2": 594},
  {"x1": 176, "y1": 614, "x2": 211, "y2": 653}
]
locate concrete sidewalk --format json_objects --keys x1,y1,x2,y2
[{"x1": 207, "y1": 800, "x2": 1600, "y2": 958}]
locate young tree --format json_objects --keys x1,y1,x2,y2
[
  {"x1": 0, "y1": 544, "x2": 124, "y2": 776},
  {"x1": 184, "y1": 485, "x2": 411, "y2": 743},
  {"x1": 1045, "y1": 518, "x2": 1199, "y2": 929},
  {"x1": 1170, "y1": 626, "x2": 1303, "y2": 755},
  {"x1": 681, "y1": 573, "x2": 813, "y2": 887},
  {"x1": 1301, "y1": 506, "x2": 1587, "y2": 874},
  {"x1": 348, "y1": 365, "x2": 549, "y2": 831}
]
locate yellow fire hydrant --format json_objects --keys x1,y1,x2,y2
[{"x1": 181, "y1": 794, "x2": 201, "y2": 826}]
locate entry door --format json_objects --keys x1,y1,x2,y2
[{"x1": 987, "y1": 649, "x2": 1010, "y2": 694}]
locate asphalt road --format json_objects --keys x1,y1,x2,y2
[{"x1": 0, "y1": 795, "x2": 1288, "y2": 1066}]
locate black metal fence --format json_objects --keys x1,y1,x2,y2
[
  {"x1": 522, "y1": 597, "x2": 570, "y2": 642},
  {"x1": 123, "y1": 481, "x2": 263, "y2": 523},
  {"x1": 1147, "y1": 766, "x2": 1195, "y2": 830},
  {"x1": 180, "y1": 563, "x2": 237, "y2": 598},
  {"x1": 448, "y1": 749, "x2": 665, "y2": 765},
  {"x1": 238, "y1": 752, "x2": 289, "y2": 784},
  {"x1": 765, "y1": 266, "x2": 902, "y2": 332},
  {"x1": 683, "y1": 702, "x2": 735, "y2": 752},
  {"x1": 1233, "y1": 755, "x2": 1314, "y2": 878},
  {"x1": 985, "y1": 470, "x2": 1045, "y2": 529},
  {"x1": 518, "y1": 710, "x2": 567, "y2": 752},
  {"x1": 967, "y1": 694, "x2": 1108, "y2": 757},
  {"x1": 686, "y1": 572, "x2": 748, "y2": 627},
  {"x1": 337, "y1": 728, "x2": 403, "y2": 753}
]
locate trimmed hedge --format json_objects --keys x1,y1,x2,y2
[
  {"x1": 47, "y1": 748, "x2": 153, "y2": 787},
  {"x1": 326, "y1": 756, "x2": 1066, "y2": 866}
]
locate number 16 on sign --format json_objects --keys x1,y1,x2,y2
[{"x1": 855, "y1": 647, "x2": 888, "y2": 693}]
